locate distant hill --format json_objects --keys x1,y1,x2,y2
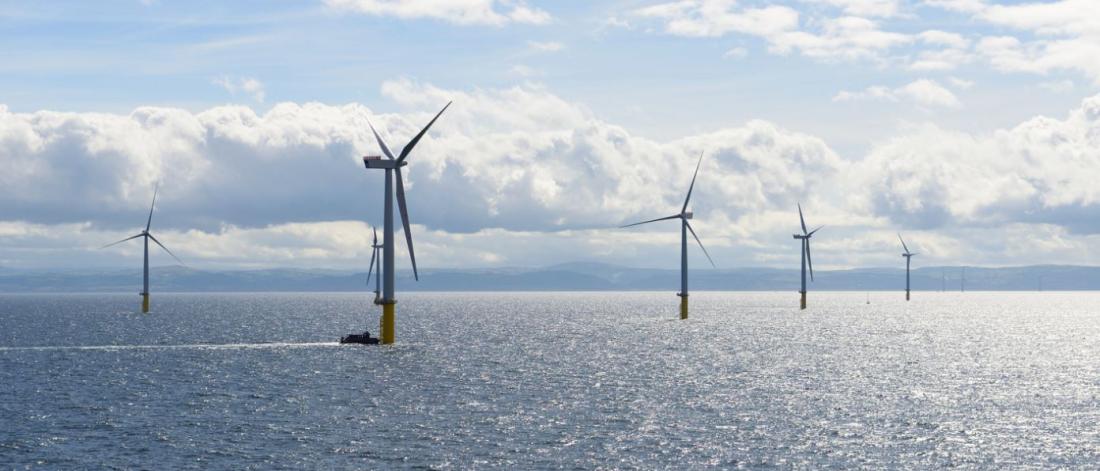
[{"x1": 0, "y1": 263, "x2": 1094, "y2": 292}]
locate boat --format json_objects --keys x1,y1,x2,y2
[{"x1": 340, "y1": 331, "x2": 379, "y2": 345}]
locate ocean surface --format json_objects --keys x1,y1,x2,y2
[{"x1": 2, "y1": 291, "x2": 1100, "y2": 469}]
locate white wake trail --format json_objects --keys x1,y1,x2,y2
[{"x1": 0, "y1": 341, "x2": 341, "y2": 352}]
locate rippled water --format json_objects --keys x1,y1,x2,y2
[{"x1": 3, "y1": 291, "x2": 1100, "y2": 468}]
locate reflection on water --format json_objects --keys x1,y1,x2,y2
[{"x1": 2, "y1": 292, "x2": 1099, "y2": 468}]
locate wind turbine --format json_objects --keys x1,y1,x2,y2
[
  {"x1": 620, "y1": 152, "x2": 715, "y2": 320},
  {"x1": 101, "y1": 185, "x2": 183, "y2": 313},
  {"x1": 366, "y1": 227, "x2": 382, "y2": 305},
  {"x1": 899, "y1": 234, "x2": 917, "y2": 301},
  {"x1": 792, "y1": 204, "x2": 822, "y2": 310},
  {"x1": 363, "y1": 102, "x2": 451, "y2": 344}
]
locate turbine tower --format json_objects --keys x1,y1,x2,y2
[
  {"x1": 899, "y1": 234, "x2": 918, "y2": 301},
  {"x1": 792, "y1": 204, "x2": 822, "y2": 310},
  {"x1": 620, "y1": 152, "x2": 715, "y2": 320},
  {"x1": 364, "y1": 102, "x2": 451, "y2": 344},
  {"x1": 101, "y1": 185, "x2": 183, "y2": 313}
]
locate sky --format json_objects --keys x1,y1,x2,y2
[{"x1": 2, "y1": 0, "x2": 1100, "y2": 271}]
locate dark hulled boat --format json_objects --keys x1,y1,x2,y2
[{"x1": 340, "y1": 331, "x2": 379, "y2": 345}]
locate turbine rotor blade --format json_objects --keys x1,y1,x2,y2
[
  {"x1": 398, "y1": 101, "x2": 452, "y2": 163},
  {"x1": 146, "y1": 184, "x2": 159, "y2": 232},
  {"x1": 395, "y1": 168, "x2": 418, "y2": 281},
  {"x1": 681, "y1": 151, "x2": 704, "y2": 214},
  {"x1": 367, "y1": 119, "x2": 396, "y2": 160},
  {"x1": 798, "y1": 203, "x2": 808, "y2": 235},
  {"x1": 366, "y1": 246, "x2": 377, "y2": 287},
  {"x1": 684, "y1": 220, "x2": 716, "y2": 268},
  {"x1": 147, "y1": 233, "x2": 184, "y2": 265},
  {"x1": 898, "y1": 233, "x2": 910, "y2": 254},
  {"x1": 100, "y1": 233, "x2": 144, "y2": 249},
  {"x1": 619, "y1": 214, "x2": 681, "y2": 228},
  {"x1": 808, "y1": 225, "x2": 824, "y2": 237},
  {"x1": 806, "y1": 240, "x2": 814, "y2": 282}
]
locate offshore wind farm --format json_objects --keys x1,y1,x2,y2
[{"x1": 6, "y1": 0, "x2": 1100, "y2": 469}]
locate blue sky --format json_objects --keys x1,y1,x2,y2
[{"x1": 2, "y1": 0, "x2": 1100, "y2": 271}]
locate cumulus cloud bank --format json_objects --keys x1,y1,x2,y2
[
  {"x1": 857, "y1": 94, "x2": 1100, "y2": 233},
  {"x1": 3, "y1": 81, "x2": 1100, "y2": 269}
]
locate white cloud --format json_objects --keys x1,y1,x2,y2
[
  {"x1": 921, "y1": 0, "x2": 984, "y2": 13},
  {"x1": 905, "y1": 30, "x2": 974, "y2": 71},
  {"x1": 918, "y1": 30, "x2": 969, "y2": 49},
  {"x1": 8, "y1": 80, "x2": 1100, "y2": 270},
  {"x1": 0, "y1": 80, "x2": 848, "y2": 269},
  {"x1": 908, "y1": 48, "x2": 973, "y2": 71},
  {"x1": 635, "y1": 2, "x2": 911, "y2": 63},
  {"x1": 635, "y1": 0, "x2": 1100, "y2": 83},
  {"x1": 833, "y1": 85, "x2": 897, "y2": 103},
  {"x1": 213, "y1": 76, "x2": 266, "y2": 103},
  {"x1": 804, "y1": 0, "x2": 903, "y2": 18},
  {"x1": 723, "y1": 46, "x2": 748, "y2": 59},
  {"x1": 854, "y1": 93, "x2": 1100, "y2": 233},
  {"x1": 976, "y1": 35, "x2": 1100, "y2": 85},
  {"x1": 834, "y1": 79, "x2": 961, "y2": 108},
  {"x1": 978, "y1": 0, "x2": 1100, "y2": 37},
  {"x1": 634, "y1": 0, "x2": 799, "y2": 38},
  {"x1": 923, "y1": 0, "x2": 1100, "y2": 84},
  {"x1": 324, "y1": 0, "x2": 551, "y2": 26},
  {"x1": 767, "y1": 16, "x2": 912, "y2": 62},
  {"x1": 526, "y1": 40, "x2": 563, "y2": 53},
  {"x1": 897, "y1": 79, "x2": 962, "y2": 108},
  {"x1": 600, "y1": 16, "x2": 632, "y2": 30}
]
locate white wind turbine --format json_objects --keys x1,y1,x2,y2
[
  {"x1": 620, "y1": 152, "x2": 715, "y2": 320},
  {"x1": 101, "y1": 185, "x2": 183, "y2": 313}
]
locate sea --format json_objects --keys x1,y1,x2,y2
[{"x1": 2, "y1": 291, "x2": 1099, "y2": 469}]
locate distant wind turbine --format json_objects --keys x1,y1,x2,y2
[
  {"x1": 899, "y1": 234, "x2": 917, "y2": 301},
  {"x1": 363, "y1": 102, "x2": 451, "y2": 344},
  {"x1": 101, "y1": 185, "x2": 183, "y2": 313},
  {"x1": 366, "y1": 227, "x2": 381, "y2": 305},
  {"x1": 792, "y1": 204, "x2": 822, "y2": 310},
  {"x1": 620, "y1": 152, "x2": 715, "y2": 320}
]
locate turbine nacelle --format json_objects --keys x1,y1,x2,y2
[
  {"x1": 363, "y1": 157, "x2": 408, "y2": 169},
  {"x1": 682, "y1": 211, "x2": 693, "y2": 220}
]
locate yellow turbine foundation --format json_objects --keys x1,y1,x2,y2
[
  {"x1": 381, "y1": 302, "x2": 395, "y2": 344},
  {"x1": 800, "y1": 291, "x2": 807, "y2": 310},
  {"x1": 680, "y1": 295, "x2": 688, "y2": 320},
  {"x1": 142, "y1": 294, "x2": 150, "y2": 313}
]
